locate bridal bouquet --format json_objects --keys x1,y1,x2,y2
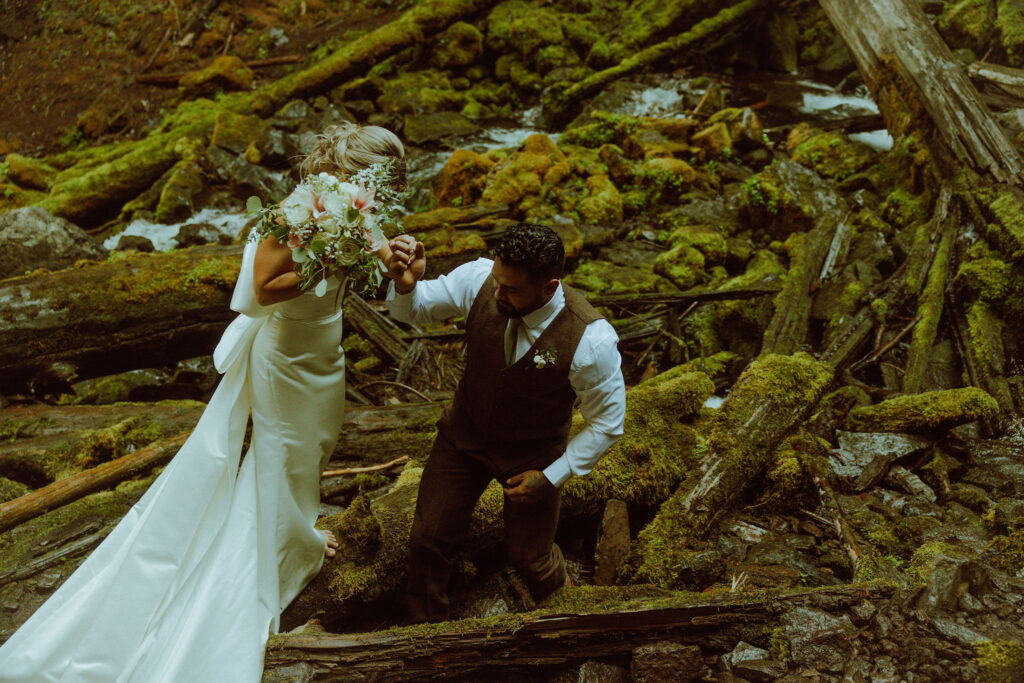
[{"x1": 246, "y1": 159, "x2": 404, "y2": 297}]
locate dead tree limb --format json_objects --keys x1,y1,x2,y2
[
  {"x1": 342, "y1": 292, "x2": 411, "y2": 366},
  {"x1": 0, "y1": 432, "x2": 190, "y2": 534}
]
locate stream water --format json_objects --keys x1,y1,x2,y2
[{"x1": 105, "y1": 75, "x2": 889, "y2": 251}]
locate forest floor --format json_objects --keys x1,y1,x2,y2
[{"x1": 0, "y1": 0, "x2": 397, "y2": 155}]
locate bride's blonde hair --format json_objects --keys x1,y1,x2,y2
[{"x1": 299, "y1": 122, "x2": 406, "y2": 190}]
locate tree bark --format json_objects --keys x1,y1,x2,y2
[
  {"x1": 0, "y1": 245, "x2": 241, "y2": 390},
  {"x1": 817, "y1": 0, "x2": 1023, "y2": 183},
  {"x1": 266, "y1": 585, "x2": 893, "y2": 680}
]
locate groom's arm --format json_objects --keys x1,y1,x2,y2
[
  {"x1": 385, "y1": 257, "x2": 492, "y2": 324},
  {"x1": 542, "y1": 320, "x2": 626, "y2": 487}
]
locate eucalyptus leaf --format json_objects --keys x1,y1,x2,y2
[
  {"x1": 246, "y1": 196, "x2": 262, "y2": 213},
  {"x1": 292, "y1": 247, "x2": 310, "y2": 263},
  {"x1": 314, "y1": 278, "x2": 328, "y2": 297}
]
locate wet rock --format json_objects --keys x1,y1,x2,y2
[
  {"x1": 174, "y1": 222, "x2": 230, "y2": 248},
  {"x1": 928, "y1": 615, "x2": 987, "y2": 646},
  {"x1": 691, "y1": 122, "x2": 732, "y2": 157},
  {"x1": 155, "y1": 156, "x2": 205, "y2": 223},
  {"x1": 180, "y1": 55, "x2": 253, "y2": 96},
  {"x1": 269, "y1": 100, "x2": 312, "y2": 131},
  {"x1": 33, "y1": 568, "x2": 61, "y2": 592},
  {"x1": 915, "y1": 555, "x2": 991, "y2": 612},
  {"x1": 210, "y1": 111, "x2": 270, "y2": 157},
  {"x1": 207, "y1": 145, "x2": 292, "y2": 203},
  {"x1": 721, "y1": 641, "x2": 769, "y2": 671},
  {"x1": 630, "y1": 641, "x2": 703, "y2": 683},
  {"x1": 733, "y1": 658, "x2": 788, "y2": 681},
  {"x1": 0, "y1": 206, "x2": 107, "y2": 278},
  {"x1": 850, "y1": 601, "x2": 876, "y2": 625},
  {"x1": 781, "y1": 606, "x2": 856, "y2": 672},
  {"x1": 593, "y1": 499, "x2": 629, "y2": 586},
  {"x1": 114, "y1": 234, "x2": 155, "y2": 252},
  {"x1": 403, "y1": 111, "x2": 479, "y2": 146}
]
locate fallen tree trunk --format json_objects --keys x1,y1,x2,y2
[
  {"x1": 624, "y1": 353, "x2": 834, "y2": 589},
  {"x1": 282, "y1": 368, "x2": 715, "y2": 630},
  {"x1": 818, "y1": 0, "x2": 1023, "y2": 183},
  {"x1": 0, "y1": 245, "x2": 241, "y2": 390},
  {"x1": 543, "y1": 0, "x2": 767, "y2": 128},
  {"x1": 0, "y1": 432, "x2": 190, "y2": 534},
  {"x1": 266, "y1": 584, "x2": 893, "y2": 680}
]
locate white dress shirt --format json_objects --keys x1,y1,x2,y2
[{"x1": 386, "y1": 258, "x2": 626, "y2": 487}]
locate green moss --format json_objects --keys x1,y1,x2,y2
[
  {"x1": 999, "y1": 0, "x2": 1024, "y2": 66},
  {"x1": 0, "y1": 417, "x2": 47, "y2": 441},
  {"x1": 880, "y1": 188, "x2": 929, "y2": 229},
  {"x1": 431, "y1": 21, "x2": 483, "y2": 69},
  {"x1": 714, "y1": 249, "x2": 787, "y2": 358},
  {"x1": 847, "y1": 387, "x2": 1001, "y2": 433},
  {"x1": 629, "y1": 353, "x2": 833, "y2": 588},
  {"x1": 0, "y1": 476, "x2": 29, "y2": 504},
  {"x1": 974, "y1": 640, "x2": 1024, "y2": 683},
  {"x1": 937, "y1": 0, "x2": 990, "y2": 57},
  {"x1": 653, "y1": 242, "x2": 705, "y2": 290},
  {"x1": 676, "y1": 351, "x2": 737, "y2": 379},
  {"x1": 564, "y1": 260, "x2": 672, "y2": 295},
  {"x1": 577, "y1": 174, "x2": 623, "y2": 225},
  {"x1": 987, "y1": 529, "x2": 1024, "y2": 575},
  {"x1": 965, "y1": 301, "x2": 1016, "y2": 414},
  {"x1": 790, "y1": 130, "x2": 874, "y2": 181},
  {"x1": 903, "y1": 219, "x2": 955, "y2": 394}
]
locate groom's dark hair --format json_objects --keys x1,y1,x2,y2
[{"x1": 492, "y1": 223, "x2": 565, "y2": 283}]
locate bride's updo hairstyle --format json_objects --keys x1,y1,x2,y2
[{"x1": 299, "y1": 122, "x2": 407, "y2": 191}]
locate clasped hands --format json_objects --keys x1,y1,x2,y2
[{"x1": 382, "y1": 234, "x2": 426, "y2": 293}]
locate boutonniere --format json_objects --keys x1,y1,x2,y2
[{"x1": 533, "y1": 349, "x2": 557, "y2": 369}]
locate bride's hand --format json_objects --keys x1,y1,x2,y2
[{"x1": 384, "y1": 235, "x2": 425, "y2": 293}]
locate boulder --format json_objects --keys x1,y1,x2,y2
[
  {"x1": 431, "y1": 22, "x2": 484, "y2": 69},
  {"x1": 402, "y1": 111, "x2": 479, "y2": 146},
  {"x1": 0, "y1": 206, "x2": 107, "y2": 279},
  {"x1": 630, "y1": 641, "x2": 704, "y2": 683}
]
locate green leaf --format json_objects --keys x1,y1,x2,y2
[
  {"x1": 309, "y1": 237, "x2": 327, "y2": 255},
  {"x1": 246, "y1": 196, "x2": 262, "y2": 213},
  {"x1": 345, "y1": 208, "x2": 361, "y2": 224},
  {"x1": 292, "y1": 247, "x2": 310, "y2": 263}
]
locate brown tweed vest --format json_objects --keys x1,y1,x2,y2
[{"x1": 439, "y1": 279, "x2": 603, "y2": 475}]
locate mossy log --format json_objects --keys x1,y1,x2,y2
[
  {"x1": 266, "y1": 585, "x2": 893, "y2": 681},
  {"x1": 902, "y1": 189, "x2": 958, "y2": 394},
  {"x1": 0, "y1": 432, "x2": 190, "y2": 534},
  {"x1": 283, "y1": 369, "x2": 714, "y2": 629},
  {"x1": 542, "y1": 0, "x2": 766, "y2": 129},
  {"x1": 818, "y1": 0, "x2": 1023, "y2": 183},
  {"x1": 0, "y1": 245, "x2": 241, "y2": 390},
  {"x1": 625, "y1": 353, "x2": 834, "y2": 589},
  {"x1": 759, "y1": 159, "x2": 849, "y2": 357}
]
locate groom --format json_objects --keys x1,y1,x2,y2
[{"x1": 383, "y1": 223, "x2": 626, "y2": 623}]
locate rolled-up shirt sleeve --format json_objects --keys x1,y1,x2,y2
[
  {"x1": 542, "y1": 319, "x2": 626, "y2": 487},
  {"x1": 385, "y1": 258, "x2": 492, "y2": 324}
]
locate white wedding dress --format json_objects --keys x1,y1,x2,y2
[{"x1": 0, "y1": 239, "x2": 347, "y2": 682}]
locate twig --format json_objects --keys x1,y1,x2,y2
[
  {"x1": 355, "y1": 380, "x2": 432, "y2": 402},
  {"x1": 321, "y1": 456, "x2": 409, "y2": 478},
  {"x1": 849, "y1": 314, "x2": 922, "y2": 372}
]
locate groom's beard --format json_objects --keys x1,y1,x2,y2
[{"x1": 496, "y1": 300, "x2": 522, "y2": 318}]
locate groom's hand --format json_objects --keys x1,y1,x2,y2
[
  {"x1": 503, "y1": 470, "x2": 553, "y2": 504},
  {"x1": 385, "y1": 234, "x2": 425, "y2": 294}
]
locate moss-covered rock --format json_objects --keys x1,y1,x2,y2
[
  {"x1": 577, "y1": 174, "x2": 623, "y2": 226},
  {"x1": 706, "y1": 107, "x2": 765, "y2": 150},
  {"x1": 789, "y1": 127, "x2": 875, "y2": 181},
  {"x1": 653, "y1": 242, "x2": 705, "y2": 290},
  {"x1": 714, "y1": 249, "x2": 787, "y2": 358},
  {"x1": 691, "y1": 122, "x2": 733, "y2": 157},
  {"x1": 376, "y1": 69, "x2": 465, "y2": 115},
  {"x1": 180, "y1": 55, "x2": 254, "y2": 96},
  {"x1": 403, "y1": 111, "x2": 479, "y2": 146},
  {"x1": 564, "y1": 259, "x2": 672, "y2": 295},
  {"x1": 974, "y1": 639, "x2": 1024, "y2": 683},
  {"x1": 432, "y1": 21, "x2": 484, "y2": 69},
  {"x1": 432, "y1": 149, "x2": 496, "y2": 207},
  {"x1": 635, "y1": 157, "x2": 697, "y2": 204},
  {"x1": 847, "y1": 387, "x2": 1001, "y2": 433},
  {"x1": 486, "y1": 0, "x2": 565, "y2": 67}
]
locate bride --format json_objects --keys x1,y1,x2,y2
[{"x1": 0, "y1": 122, "x2": 407, "y2": 682}]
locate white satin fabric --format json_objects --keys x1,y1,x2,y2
[{"x1": 0, "y1": 238, "x2": 347, "y2": 682}]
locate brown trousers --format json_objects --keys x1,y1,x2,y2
[{"x1": 405, "y1": 430, "x2": 567, "y2": 623}]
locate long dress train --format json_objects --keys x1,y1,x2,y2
[{"x1": 0, "y1": 239, "x2": 347, "y2": 682}]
